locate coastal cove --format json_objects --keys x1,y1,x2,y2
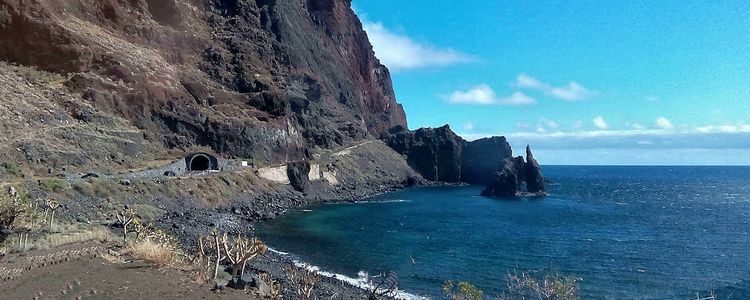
[{"x1": 256, "y1": 166, "x2": 750, "y2": 299}]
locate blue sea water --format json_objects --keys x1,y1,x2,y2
[{"x1": 256, "y1": 166, "x2": 750, "y2": 299}]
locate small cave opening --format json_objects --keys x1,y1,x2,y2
[{"x1": 189, "y1": 155, "x2": 211, "y2": 171}]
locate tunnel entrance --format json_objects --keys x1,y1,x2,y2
[{"x1": 188, "y1": 154, "x2": 211, "y2": 171}]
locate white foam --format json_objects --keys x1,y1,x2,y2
[
  {"x1": 267, "y1": 247, "x2": 289, "y2": 256},
  {"x1": 358, "y1": 199, "x2": 411, "y2": 204},
  {"x1": 292, "y1": 261, "x2": 429, "y2": 300}
]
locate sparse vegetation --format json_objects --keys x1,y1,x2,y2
[
  {"x1": 445, "y1": 269, "x2": 581, "y2": 300},
  {"x1": 0, "y1": 187, "x2": 44, "y2": 250},
  {"x1": 369, "y1": 271, "x2": 400, "y2": 300},
  {"x1": 122, "y1": 220, "x2": 180, "y2": 268},
  {"x1": 188, "y1": 229, "x2": 268, "y2": 285},
  {"x1": 39, "y1": 178, "x2": 66, "y2": 193},
  {"x1": 501, "y1": 269, "x2": 580, "y2": 300},
  {"x1": 44, "y1": 198, "x2": 60, "y2": 229},
  {"x1": 116, "y1": 208, "x2": 137, "y2": 242},
  {"x1": 2, "y1": 162, "x2": 24, "y2": 178},
  {"x1": 26, "y1": 226, "x2": 109, "y2": 250},
  {"x1": 284, "y1": 264, "x2": 320, "y2": 300},
  {"x1": 443, "y1": 280, "x2": 484, "y2": 300},
  {"x1": 127, "y1": 238, "x2": 174, "y2": 267}
]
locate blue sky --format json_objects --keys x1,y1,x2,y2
[{"x1": 353, "y1": 1, "x2": 750, "y2": 165}]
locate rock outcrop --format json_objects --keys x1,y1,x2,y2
[
  {"x1": 481, "y1": 145, "x2": 546, "y2": 197},
  {"x1": 384, "y1": 125, "x2": 463, "y2": 182},
  {"x1": 286, "y1": 160, "x2": 311, "y2": 192},
  {"x1": 461, "y1": 136, "x2": 513, "y2": 184},
  {"x1": 384, "y1": 125, "x2": 537, "y2": 189},
  {"x1": 0, "y1": 0, "x2": 406, "y2": 164}
]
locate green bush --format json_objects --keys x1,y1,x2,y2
[
  {"x1": 443, "y1": 280, "x2": 483, "y2": 300},
  {"x1": 39, "y1": 178, "x2": 66, "y2": 192},
  {"x1": 2, "y1": 162, "x2": 24, "y2": 178},
  {"x1": 444, "y1": 270, "x2": 581, "y2": 300}
]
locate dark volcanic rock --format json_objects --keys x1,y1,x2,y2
[
  {"x1": 385, "y1": 125, "x2": 517, "y2": 185},
  {"x1": 384, "y1": 125, "x2": 464, "y2": 181},
  {"x1": 0, "y1": 0, "x2": 406, "y2": 163},
  {"x1": 482, "y1": 145, "x2": 546, "y2": 197},
  {"x1": 286, "y1": 160, "x2": 311, "y2": 192},
  {"x1": 524, "y1": 145, "x2": 545, "y2": 193},
  {"x1": 461, "y1": 136, "x2": 513, "y2": 184},
  {"x1": 384, "y1": 124, "x2": 545, "y2": 195},
  {"x1": 480, "y1": 162, "x2": 520, "y2": 197}
]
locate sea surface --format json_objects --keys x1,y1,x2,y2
[{"x1": 256, "y1": 166, "x2": 750, "y2": 299}]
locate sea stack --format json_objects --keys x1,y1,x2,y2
[{"x1": 481, "y1": 145, "x2": 546, "y2": 197}]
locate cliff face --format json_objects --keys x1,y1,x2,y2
[
  {"x1": 0, "y1": 0, "x2": 405, "y2": 163},
  {"x1": 385, "y1": 125, "x2": 464, "y2": 182},
  {"x1": 385, "y1": 125, "x2": 520, "y2": 185},
  {"x1": 481, "y1": 145, "x2": 546, "y2": 197}
]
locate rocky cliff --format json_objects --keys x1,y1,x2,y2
[
  {"x1": 384, "y1": 125, "x2": 533, "y2": 189},
  {"x1": 481, "y1": 145, "x2": 546, "y2": 197},
  {"x1": 0, "y1": 0, "x2": 406, "y2": 168}
]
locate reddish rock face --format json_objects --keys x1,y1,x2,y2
[{"x1": 0, "y1": 0, "x2": 406, "y2": 162}]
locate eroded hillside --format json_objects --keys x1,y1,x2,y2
[{"x1": 0, "y1": 0, "x2": 406, "y2": 177}]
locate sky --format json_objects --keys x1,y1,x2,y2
[{"x1": 352, "y1": 0, "x2": 750, "y2": 165}]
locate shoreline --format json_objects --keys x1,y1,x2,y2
[
  {"x1": 153, "y1": 178, "x2": 437, "y2": 299},
  {"x1": 243, "y1": 184, "x2": 446, "y2": 299}
]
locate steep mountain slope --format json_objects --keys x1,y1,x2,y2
[{"x1": 0, "y1": 0, "x2": 406, "y2": 172}]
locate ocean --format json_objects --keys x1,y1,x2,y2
[{"x1": 256, "y1": 166, "x2": 750, "y2": 299}]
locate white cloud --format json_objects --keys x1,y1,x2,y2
[
  {"x1": 515, "y1": 74, "x2": 546, "y2": 89},
  {"x1": 445, "y1": 85, "x2": 536, "y2": 105},
  {"x1": 656, "y1": 117, "x2": 674, "y2": 130},
  {"x1": 626, "y1": 122, "x2": 646, "y2": 130},
  {"x1": 514, "y1": 74, "x2": 596, "y2": 101},
  {"x1": 462, "y1": 122, "x2": 475, "y2": 131},
  {"x1": 539, "y1": 118, "x2": 560, "y2": 129},
  {"x1": 460, "y1": 124, "x2": 750, "y2": 142},
  {"x1": 500, "y1": 92, "x2": 537, "y2": 105},
  {"x1": 593, "y1": 116, "x2": 609, "y2": 129},
  {"x1": 446, "y1": 85, "x2": 496, "y2": 105},
  {"x1": 362, "y1": 21, "x2": 472, "y2": 71},
  {"x1": 695, "y1": 124, "x2": 750, "y2": 133}
]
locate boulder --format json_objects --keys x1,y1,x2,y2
[
  {"x1": 287, "y1": 161, "x2": 311, "y2": 192},
  {"x1": 228, "y1": 273, "x2": 271, "y2": 295}
]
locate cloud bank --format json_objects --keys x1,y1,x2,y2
[
  {"x1": 445, "y1": 85, "x2": 536, "y2": 105},
  {"x1": 515, "y1": 74, "x2": 596, "y2": 101},
  {"x1": 362, "y1": 22, "x2": 473, "y2": 71},
  {"x1": 460, "y1": 123, "x2": 750, "y2": 150}
]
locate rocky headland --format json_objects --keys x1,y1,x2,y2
[{"x1": 385, "y1": 124, "x2": 544, "y2": 195}]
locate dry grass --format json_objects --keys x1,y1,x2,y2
[
  {"x1": 127, "y1": 238, "x2": 174, "y2": 267},
  {"x1": 26, "y1": 226, "x2": 110, "y2": 250}
]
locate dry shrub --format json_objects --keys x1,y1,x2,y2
[
  {"x1": 127, "y1": 238, "x2": 174, "y2": 267},
  {"x1": 501, "y1": 269, "x2": 580, "y2": 300},
  {"x1": 284, "y1": 264, "x2": 319, "y2": 300},
  {"x1": 29, "y1": 226, "x2": 110, "y2": 250}
]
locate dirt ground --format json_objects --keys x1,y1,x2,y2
[{"x1": 0, "y1": 249, "x2": 257, "y2": 300}]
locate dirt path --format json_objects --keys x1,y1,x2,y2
[
  {"x1": 0, "y1": 244, "x2": 257, "y2": 300},
  {"x1": 2, "y1": 258, "x2": 259, "y2": 299},
  {"x1": 332, "y1": 140, "x2": 375, "y2": 156}
]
